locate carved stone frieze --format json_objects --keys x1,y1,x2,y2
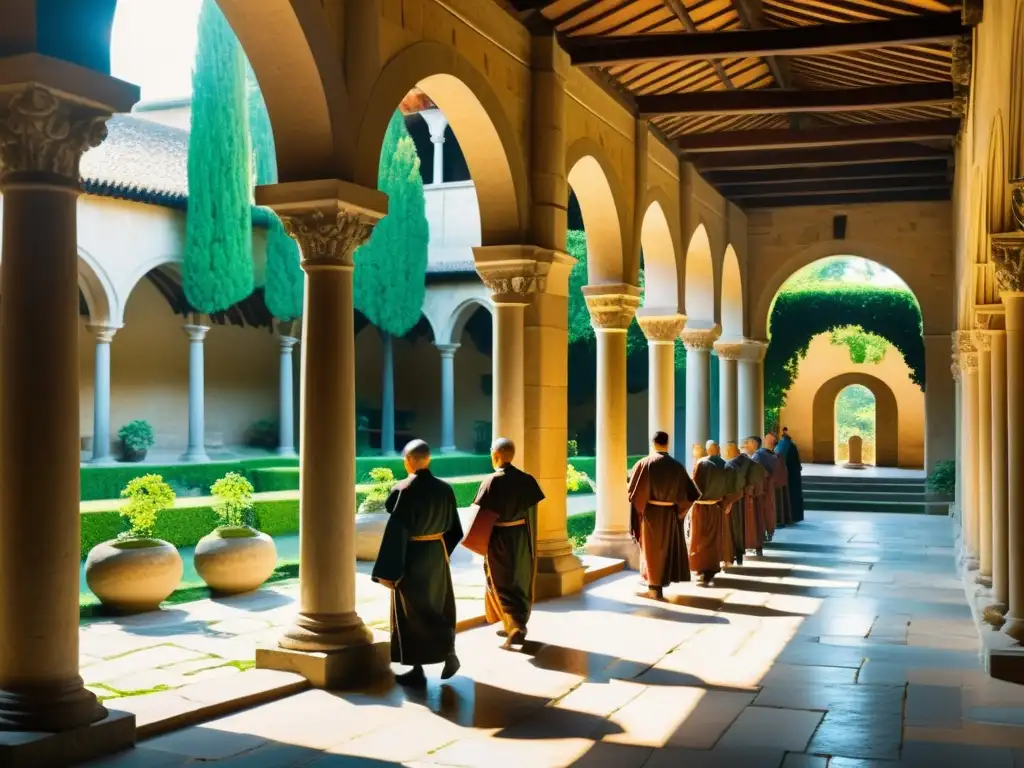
[
  {"x1": 480, "y1": 271, "x2": 545, "y2": 301},
  {"x1": 282, "y1": 210, "x2": 376, "y2": 269},
  {"x1": 637, "y1": 314, "x2": 685, "y2": 342},
  {"x1": 951, "y1": 357, "x2": 962, "y2": 382},
  {"x1": 0, "y1": 85, "x2": 110, "y2": 181},
  {"x1": 991, "y1": 233, "x2": 1024, "y2": 293},
  {"x1": 585, "y1": 293, "x2": 641, "y2": 331},
  {"x1": 962, "y1": 0, "x2": 983, "y2": 26},
  {"x1": 679, "y1": 326, "x2": 721, "y2": 352},
  {"x1": 951, "y1": 35, "x2": 972, "y2": 88}
]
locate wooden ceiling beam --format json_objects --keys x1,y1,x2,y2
[
  {"x1": 663, "y1": 0, "x2": 736, "y2": 89},
  {"x1": 693, "y1": 142, "x2": 951, "y2": 171},
  {"x1": 730, "y1": 0, "x2": 792, "y2": 88},
  {"x1": 705, "y1": 159, "x2": 952, "y2": 186},
  {"x1": 678, "y1": 118, "x2": 959, "y2": 152},
  {"x1": 567, "y1": 12, "x2": 966, "y2": 67},
  {"x1": 741, "y1": 188, "x2": 951, "y2": 209},
  {"x1": 639, "y1": 82, "x2": 954, "y2": 116},
  {"x1": 507, "y1": 0, "x2": 550, "y2": 11},
  {"x1": 726, "y1": 177, "x2": 950, "y2": 198}
]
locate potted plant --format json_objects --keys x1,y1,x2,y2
[
  {"x1": 85, "y1": 474, "x2": 183, "y2": 613},
  {"x1": 356, "y1": 467, "x2": 396, "y2": 561},
  {"x1": 193, "y1": 472, "x2": 277, "y2": 594},
  {"x1": 118, "y1": 419, "x2": 155, "y2": 462}
]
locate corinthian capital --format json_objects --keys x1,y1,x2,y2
[
  {"x1": 585, "y1": 292, "x2": 641, "y2": 331},
  {"x1": 637, "y1": 313, "x2": 685, "y2": 342},
  {"x1": 992, "y1": 233, "x2": 1024, "y2": 293},
  {"x1": 680, "y1": 326, "x2": 722, "y2": 351},
  {"x1": 973, "y1": 330, "x2": 992, "y2": 352},
  {"x1": 282, "y1": 209, "x2": 377, "y2": 270},
  {"x1": 0, "y1": 85, "x2": 110, "y2": 181}
]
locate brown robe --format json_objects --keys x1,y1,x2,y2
[
  {"x1": 721, "y1": 454, "x2": 751, "y2": 565},
  {"x1": 752, "y1": 448, "x2": 778, "y2": 541},
  {"x1": 691, "y1": 457, "x2": 730, "y2": 576},
  {"x1": 628, "y1": 452, "x2": 699, "y2": 588},
  {"x1": 743, "y1": 458, "x2": 769, "y2": 550},
  {"x1": 770, "y1": 448, "x2": 793, "y2": 527}
]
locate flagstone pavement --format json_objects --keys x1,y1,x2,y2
[{"x1": 86, "y1": 511, "x2": 1024, "y2": 767}]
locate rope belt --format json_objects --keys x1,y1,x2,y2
[
  {"x1": 494, "y1": 519, "x2": 527, "y2": 528},
  {"x1": 409, "y1": 533, "x2": 445, "y2": 542},
  {"x1": 694, "y1": 499, "x2": 721, "y2": 505},
  {"x1": 647, "y1": 500, "x2": 675, "y2": 507}
]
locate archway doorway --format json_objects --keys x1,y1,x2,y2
[
  {"x1": 835, "y1": 384, "x2": 876, "y2": 466},
  {"x1": 812, "y1": 373, "x2": 899, "y2": 467}
]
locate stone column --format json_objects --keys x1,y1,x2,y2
[
  {"x1": 714, "y1": 342, "x2": 742, "y2": 446},
  {"x1": 987, "y1": 325, "x2": 1010, "y2": 621},
  {"x1": 276, "y1": 333, "x2": 299, "y2": 458},
  {"x1": 437, "y1": 343, "x2": 459, "y2": 453},
  {"x1": 736, "y1": 341, "x2": 767, "y2": 441},
  {"x1": 583, "y1": 288, "x2": 641, "y2": 565},
  {"x1": 0, "y1": 80, "x2": 134, "y2": 746},
  {"x1": 421, "y1": 109, "x2": 448, "y2": 185},
  {"x1": 88, "y1": 325, "x2": 118, "y2": 464},
  {"x1": 638, "y1": 313, "x2": 685, "y2": 452},
  {"x1": 181, "y1": 320, "x2": 210, "y2": 462},
  {"x1": 482, "y1": 292, "x2": 527, "y2": 458},
  {"x1": 976, "y1": 330, "x2": 994, "y2": 585},
  {"x1": 254, "y1": 185, "x2": 386, "y2": 686},
  {"x1": 955, "y1": 331, "x2": 980, "y2": 568},
  {"x1": 681, "y1": 327, "x2": 720, "y2": 455}
]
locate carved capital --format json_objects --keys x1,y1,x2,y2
[
  {"x1": 962, "y1": 0, "x2": 983, "y2": 26},
  {"x1": 991, "y1": 233, "x2": 1024, "y2": 293},
  {"x1": 951, "y1": 35, "x2": 972, "y2": 88},
  {"x1": 282, "y1": 210, "x2": 376, "y2": 270},
  {"x1": 585, "y1": 293, "x2": 641, "y2": 331},
  {"x1": 637, "y1": 314, "x2": 685, "y2": 342},
  {"x1": 951, "y1": 357, "x2": 962, "y2": 382},
  {"x1": 713, "y1": 342, "x2": 747, "y2": 361},
  {"x1": 974, "y1": 330, "x2": 992, "y2": 352},
  {"x1": 975, "y1": 305, "x2": 1005, "y2": 331},
  {"x1": 1011, "y1": 178, "x2": 1024, "y2": 232},
  {"x1": 680, "y1": 326, "x2": 721, "y2": 351},
  {"x1": 278, "y1": 335, "x2": 299, "y2": 351},
  {"x1": 183, "y1": 323, "x2": 210, "y2": 343},
  {"x1": 0, "y1": 85, "x2": 110, "y2": 181},
  {"x1": 480, "y1": 271, "x2": 544, "y2": 303},
  {"x1": 86, "y1": 324, "x2": 119, "y2": 344}
]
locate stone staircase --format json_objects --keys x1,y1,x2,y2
[{"x1": 802, "y1": 473, "x2": 950, "y2": 515}]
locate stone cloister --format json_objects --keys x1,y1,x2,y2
[{"x1": 0, "y1": 0, "x2": 1021, "y2": 763}]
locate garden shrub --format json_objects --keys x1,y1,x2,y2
[
  {"x1": 927, "y1": 460, "x2": 956, "y2": 497},
  {"x1": 244, "y1": 418, "x2": 279, "y2": 450},
  {"x1": 119, "y1": 474, "x2": 176, "y2": 539},
  {"x1": 210, "y1": 472, "x2": 255, "y2": 527},
  {"x1": 359, "y1": 467, "x2": 396, "y2": 513},
  {"x1": 566, "y1": 463, "x2": 593, "y2": 495},
  {"x1": 117, "y1": 419, "x2": 155, "y2": 455},
  {"x1": 250, "y1": 454, "x2": 495, "y2": 493},
  {"x1": 567, "y1": 511, "x2": 596, "y2": 552}
]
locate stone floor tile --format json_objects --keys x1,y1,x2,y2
[
  {"x1": 968, "y1": 707, "x2": 1024, "y2": 727},
  {"x1": 423, "y1": 735, "x2": 598, "y2": 767},
  {"x1": 551, "y1": 680, "x2": 645, "y2": 718},
  {"x1": 781, "y1": 754, "x2": 828, "y2": 767},
  {"x1": 754, "y1": 682, "x2": 903, "y2": 714},
  {"x1": 717, "y1": 706, "x2": 824, "y2": 751},
  {"x1": 189, "y1": 743, "x2": 325, "y2": 767},
  {"x1": 807, "y1": 710, "x2": 902, "y2": 761},
  {"x1": 642, "y1": 745, "x2": 787, "y2": 768},
  {"x1": 142, "y1": 726, "x2": 269, "y2": 760},
  {"x1": 902, "y1": 739, "x2": 1015, "y2": 767},
  {"x1": 905, "y1": 684, "x2": 962, "y2": 728},
  {"x1": 83, "y1": 644, "x2": 207, "y2": 684},
  {"x1": 905, "y1": 722, "x2": 1024, "y2": 749},
  {"x1": 759, "y1": 663, "x2": 858, "y2": 686},
  {"x1": 327, "y1": 709, "x2": 479, "y2": 762},
  {"x1": 82, "y1": 746, "x2": 192, "y2": 767}
]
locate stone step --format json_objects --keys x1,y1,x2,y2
[
  {"x1": 802, "y1": 481, "x2": 927, "y2": 494},
  {"x1": 804, "y1": 489, "x2": 929, "y2": 502},
  {"x1": 805, "y1": 497, "x2": 949, "y2": 515}
]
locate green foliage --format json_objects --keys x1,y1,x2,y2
[
  {"x1": 566, "y1": 464, "x2": 593, "y2": 495},
  {"x1": 210, "y1": 472, "x2": 255, "y2": 528},
  {"x1": 244, "y1": 418, "x2": 278, "y2": 450},
  {"x1": 354, "y1": 111, "x2": 428, "y2": 336},
  {"x1": 360, "y1": 467, "x2": 396, "y2": 512},
  {"x1": 249, "y1": 454, "x2": 495, "y2": 493},
  {"x1": 567, "y1": 439, "x2": 579, "y2": 458},
  {"x1": 567, "y1": 511, "x2": 596, "y2": 552},
  {"x1": 119, "y1": 475, "x2": 176, "y2": 539},
  {"x1": 183, "y1": 0, "x2": 254, "y2": 314},
  {"x1": 263, "y1": 215, "x2": 304, "y2": 320},
  {"x1": 927, "y1": 460, "x2": 956, "y2": 497},
  {"x1": 835, "y1": 385, "x2": 876, "y2": 446},
  {"x1": 117, "y1": 420, "x2": 154, "y2": 453},
  {"x1": 830, "y1": 325, "x2": 889, "y2": 365}
]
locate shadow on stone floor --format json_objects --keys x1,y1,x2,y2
[
  {"x1": 665, "y1": 593, "x2": 812, "y2": 619},
  {"x1": 709, "y1": 576, "x2": 854, "y2": 599}
]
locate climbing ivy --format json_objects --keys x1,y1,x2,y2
[{"x1": 764, "y1": 284, "x2": 924, "y2": 428}]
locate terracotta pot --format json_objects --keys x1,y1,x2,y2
[
  {"x1": 194, "y1": 527, "x2": 277, "y2": 594},
  {"x1": 85, "y1": 538, "x2": 183, "y2": 613},
  {"x1": 356, "y1": 512, "x2": 389, "y2": 561}
]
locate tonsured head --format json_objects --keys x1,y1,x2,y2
[
  {"x1": 402, "y1": 439, "x2": 431, "y2": 474},
  {"x1": 491, "y1": 437, "x2": 515, "y2": 468}
]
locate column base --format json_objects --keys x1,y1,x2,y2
[
  {"x1": 276, "y1": 611, "x2": 375, "y2": 653},
  {"x1": 964, "y1": 557, "x2": 980, "y2": 572},
  {"x1": 535, "y1": 552, "x2": 585, "y2": 600},
  {"x1": 976, "y1": 573, "x2": 994, "y2": 588},
  {"x1": 89, "y1": 455, "x2": 117, "y2": 466},
  {"x1": 0, "y1": 678, "x2": 105, "y2": 733},
  {"x1": 1001, "y1": 616, "x2": 1024, "y2": 644},
  {"x1": 0, "y1": 709, "x2": 134, "y2": 768},
  {"x1": 180, "y1": 449, "x2": 210, "y2": 463},
  {"x1": 984, "y1": 602, "x2": 1009, "y2": 627},
  {"x1": 584, "y1": 532, "x2": 640, "y2": 571},
  {"x1": 439, "y1": 445, "x2": 457, "y2": 455},
  {"x1": 257, "y1": 632, "x2": 390, "y2": 689},
  {"x1": 275, "y1": 447, "x2": 299, "y2": 458}
]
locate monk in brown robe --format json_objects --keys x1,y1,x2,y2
[
  {"x1": 741, "y1": 437, "x2": 769, "y2": 557},
  {"x1": 473, "y1": 437, "x2": 543, "y2": 647},
  {"x1": 721, "y1": 447, "x2": 750, "y2": 567},
  {"x1": 628, "y1": 431, "x2": 699, "y2": 600},
  {"x1": 749, "y1": 435, "x2": 778, "y2": 543},
  {"x1": 765, "y1": 431, "x2": 793, "y2": 528},
  {"x1": 691, "y1": 441, "x2": 731, "y2": 587},
  {"x1": 372, "y1": 440, "x2": 463, "y2": 686}
]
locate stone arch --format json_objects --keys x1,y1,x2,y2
[
  {"x1": 76, "y1": 247, "x2": 118, "y2": 327},
  {"x1": 684, "y1": 223, "x2": 715, "y2": 325},
  {"x1": 566, "y1": 137, "x2": 629, "y2": 285},
  {"x1": 116, "y1": 253, "x2": 181, "y2": 324},
  {"x1": 812, "y1": 372, "x2": 899, "y2": 467},
  {"x1": 356, "y1": 42, "x2": 528, "y2": 246},
  {"x1": 639, "y1": 199, "x2": 679, "y2": 311},
  {"x1": 720, "y1": 244, "x2": 743, "y2": 339},
  {"x1": 440, "y1": 297, "x2": 493, "y2": 348}
]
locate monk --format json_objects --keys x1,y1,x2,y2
[
  {"x1": 691, "y1": 440, "x2": 731, "y2": 587},
  {"x1": 777, "y1": 427, "x2": 805, "y2": 523},
  {"x1": 473, "y1": 437, "x2": 544, "y2": 647},
  {"x1": 741, "y1": 437, "x2": 769, "y2": 557},
  {"x1": 628, "y1": 431, "x2": 699, "y2": 599},
  {"x1": 765, "y1": 431, "x2": 793, "y2": 528},
  {"x1": 748, "y1": 435, "x2": 777, "y2": 544},
  {"x1": 721, "y1": 444, "x2": 750, "y2": 567},
  {"x1": 372, "y1": 440, "x2": 463, "y2": 686}
]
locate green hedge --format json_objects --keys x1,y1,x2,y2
[
  {"x1": 567, "y1": 455, "x2": 645, "y2": 480},
  {"x1": 567, "y1": 511, "x2": 596, "y2": 551}
]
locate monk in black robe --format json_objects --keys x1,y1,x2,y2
[
  {"x1": 750, "y1": 436, "x2": 778, "y2": 543},
  {"x1": 765, "y1": 431, "x2": 793, "y2": 528},
  {"x1": 777, "y1": 427, "x2": 805, "y2": 523},
  {"x1": 372, "y1": 440, "x2": 463, "y2": 686},
  {"x1": 692, "y1": 442, "x2": 731, "y2": 586},
  {"x1": 473, "y1": 437, "x2": 543, "y2": 647},
  {"x1": 628, "y1": 431, "x2": 699, "y2": 599}
]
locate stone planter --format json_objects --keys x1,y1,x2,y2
[
  {"x1": 85, "y1": 538, "x2": 183, "y2": 613},
  {"x1": 194, "y1": 527, "x2": 277, "y2": 595},
  {"x1": 356, "y1": 512, "x2": 390, "y2": 561}
]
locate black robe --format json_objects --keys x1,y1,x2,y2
[
  {"x1": 371, "y1": 469, "x2": 463, "y2": 665},
  {"x1": 779, "y1": 436, "x2": 805, "y2": 523},
  {"x1": 628, "y1": 452, "x2": 698, "y2": 587},
  {"x1": 473, "y1": 463, "x2": 544, "y2": 634}
]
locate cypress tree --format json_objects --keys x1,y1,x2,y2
[
  {"x1": 183, "y1": 0, "x2": 253, "y2": 314},
  {"x1": 247, "y1": 63, "x2": 303, "y2": 321},
  {"x1": 354, "y1": 111, "x2": 429, "y2": 454}
]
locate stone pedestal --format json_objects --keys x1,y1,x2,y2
[
  {"x1": 437, "y1": 343, "x2": 459, "y2": 453},
  {"x1": 583, "y1": 288, "x2": 641, "y2": 568},
  {"x1": 276, "y1": 333, "x2": 299, "y2": 458},
  {"x1": 254, "y1": 180, "x2": 387, "y2": 685},
  {"x1": 182, "y1": 321, "x2": 210, "y2": 462},
  {"x1": 0, "y1": 69, "x2": 138, "y2": 765},
  {"x1": 847, "y1": 436, "x2": 864, "y2": 467},
  {"x1": 638, "y1": 312, "x2": 685, "y2": 452},
  {"x1": 87, "y1": 324, "x2": 118, "y2": 464},
  {"x1": 681, "y1": 326, "x2": 720, "y2": 454}
]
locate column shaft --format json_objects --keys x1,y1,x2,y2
[
  {"x1": 89, "y1": 326, "x2": 117, "y2": 464},
  {"x1": 990, "y1": 330, "x2": 1009, "y2": 614},
  {"x1": 1003, "y1": 294, "x2": 1024, "y2": 640},
  {"x1": 438, "y1": 344, "x2": 458, "y2": 453},
  {"x1": 492, "y1": 304, "x2": 526, "y2": 456},
  {"x1": 963, "y1": 360, "x2": 980, "y2": 565},
  {"x1": 685, "y1": 347, "x2": 711, "y2": 456},
  {"x1": 277, "y1": 336, "x2": 298, "y2": 457},
  {"x1": 638, "y1": 314, "x2": 684, "y2": 452},
  {"x1": 718, "y1": 356, "x2": 738, "y2": 446},
  {"x1": 182, "y1": 323, "x2": 209, "y2": 462},
  {"x1": 977, "y1": 335, "x2": 993, "y2": 581},
  {"x1": 738, "y1": 359, "x2": 758, "y2": 440}
]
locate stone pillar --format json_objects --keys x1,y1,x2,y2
[
  {"x1": 0, "y1": 78, "x2": 135, "y2": 751},
  {"x1": 714, "y1": 342, "x2": 743, "y2": 446},
  {"x1": 976, "y1": 331, "x2": 994, "y2": 585},
  {"x1": 88, "y1": 325, "x2": 118, "y2": 464},
  {"x1": 955, "y1": 331, "x2": 980, "y2": 568},
  {"x1": 477, "y1": 277, "x2": 529, "y2": 458},
  {"x1": 924, "y1": 333, "x2": 957, "y2": 472},
  {"x1": 638, "y1": 313, "x2": 685, "y2": 452},
  {"x1": 737, "y1": 342, "x2": 766, "y2": 441},
  {"x1": 276, "y1": 333, "x2": 299, "y2": 458},
  {"x1": 583, "y1": 288, "x2": 642, "y2": 566},
  {"x1": 1003, "y1": 290, "x2": 1024, "y2": 640},
  {"x1": 681, "y1": 327, "x2": 720, "y2": 454},
  {"x1": 437, "y1": 343, "x2": 459, "y2": 453},
  {"x1": 254, "y1": 184, "x2": 387, "y2": 686},
  {"x1": 181, "y1": 320, "x2": 210, "y2": 462},
  {"x1": 421, "y1": 109, "x2": 448, "y2": 185},
  {"x1": 988, "y1": 326, "x2": 1010, "y2": 621}
]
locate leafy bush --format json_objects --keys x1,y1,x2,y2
[
  {"x1": 119, "y1": 474, "x2": 176, "y2": 539},
  {"x1": 210, "y1": 472, "x2": 255, "y2": 527},
  {"x1": 81, "y1": 457, "x2": 300, "y2": 501},
  {"x1": 927, "y1": 460, "x2": 956, "y2": 497},
  {"x1": 244, "y1": 418, "x2": 278, "y2": 450},
  {"x1": 359, "y1": 467, "x2": 396, "y2": 513},
  {"x1": 567, "y1": 511, "x2": 595, "y2": 552},
  {"x1": 567, "y1": 440, "x2": 579, "y2": 458},
  {"x1": 566, "y1": 463, "x2": 593, "y2": 494},
  {"x1": 830, "y1": 325, "x2": 889, "y2": 365},
  {"x1": 118, "y1": 420, "x2": 155, "y2": 453},
  {"x1": 250, "y1": 455, "x2": 494, "y2": 493}
]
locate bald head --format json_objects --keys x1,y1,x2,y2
[
  {"x1": 491, "y1": 437, "x2": 515, "y2": 468},
  {"x1": 402, "y1": 439, "x2": 431, "y2": 474},
  {"x1": 764, "y1": 432, "x2": 778, "y2": 450},
  {"x1": 705, "y1": 440, "x2": 720, "y2": 456}
]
